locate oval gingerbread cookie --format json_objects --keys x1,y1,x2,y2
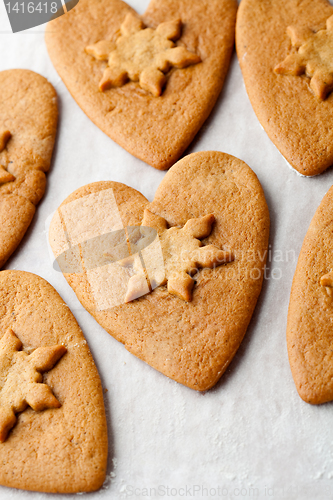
[
  {"x1": 0, "y1": 271, "x2": 108, "y2": 493},
  {"x1": 49, "y1": 151, "x2": 270, "y2": 391},
  {"x1": 236, "y1": 0, "x2": 333, "y2": 176},
  {"x1": 287, "y1": 186, "x2": 333, "y2": 404},
  {"x1": 0, "y1": 69, "x2": 58, "y2": 268}
]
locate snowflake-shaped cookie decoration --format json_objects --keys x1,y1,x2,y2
[
  {"x1": 0, "y1": 130, "x2": 15, "y2": 185},
  {"x1": 0, "y1": 329, "x2": 66, "y2": 442},
  {"x1": 86, "y1": 13, "x2": 201, "y2": 96},
  {"x1": 124, "y1": 210, "x2": 234, "y2": 302},
  {"x1": 274, "y1": 15, "x2": 333, "y2": 100}
]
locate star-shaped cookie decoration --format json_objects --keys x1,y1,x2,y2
[
  {"x1": 0, "y1": 329, "x2": 67, "y2": 442},
  {"x1": 0, "y1": 130, "x2": 15, "y2": 185},
  {"x1": 274, "y1": 15, "x2": 333, "y2": 100},
  {"x1": 125, "y1": 210, "x2": 234, "y2": 302},
  {"x1": 86, "y1": 13, "x2": 201, "y2": 96}
]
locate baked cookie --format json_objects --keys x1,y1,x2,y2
[
  {"x1": 45, "y1": 0, "x2": 237, "y2": 170},
  {"x1": 287, "y1": 186, "x2": 333, "y2": 404},
  {"x1": 0, "y1": 69, "x2": 58, "y2": 268},
  {"x1": 49, "y1": 151, "x2": 270, "y2": 391},
  {"x1": 236, "y1": 0, "x2": 333, "y2": 176},
  {"x1": 0, "y1": 270, "x2": 108, "y2": 492}
]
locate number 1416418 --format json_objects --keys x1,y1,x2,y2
[{"x1": 5, "y1": 2, "x2": 59, "y2": 13}]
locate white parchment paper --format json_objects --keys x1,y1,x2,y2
[{"x1": 1, "y1": 1, "x2": 333, "y2": 499}]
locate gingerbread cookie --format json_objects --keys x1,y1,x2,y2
[
  {"x1": 49, "y1": 152, "x2": 270, "y2": 391},
  {"x1": 236, "y1": 0, "x2": 333, "y2": 176},
  {"x1": 287, "y1": 186, "x2": 333, "y2": 404},
  {"x1": 0, "y1": 270, "x2": 108, "y2": 492},
  {"x1": 45, "y1": 0, "x2": 237, "y2": 170},
  {"x1": 0, "y1": 69, "x2": 58, "y2": 268}
]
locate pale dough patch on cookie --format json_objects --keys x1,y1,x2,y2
[
  {"x1": 0, "y1": 131, "x2": 15, "y2": 185},
  {"x1": 140, "y1": 210, "x2": 234, "y2": 301},
  {"x1": 86, "y1": 13, "x2": 201, "y2": 96},
  {"x1": 0, "y1": 330, "x2": 66, "y2": 443},
  {"x1": 320, "y1": 270, "x2": 333, "y2": 296},
  {"x1": 275, "y1": 15, "x2": 333, "y2": 100}
]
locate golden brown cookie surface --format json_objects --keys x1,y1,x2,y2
[
  {"x1": 0, "y1": 69, "x2": 58, "y2": 268},
  {"x1": 49, "y1": 152, "x2": 270, "y2": 391},
  {"x1": 287, "y1": 186, "x2": 333, "y2": 404},
  {"x1": 236, "y1": 0, "x2": 333, "y2": 176},
  {"x1": 0, "y1": 270, "x2": 108, "y2": 493},
  {"x1": 45, "y1": 0, "x2": 237, "y2": 170}
]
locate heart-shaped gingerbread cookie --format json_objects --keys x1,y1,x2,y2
[
  {"x1": 287, "y1": 186, "x2": 333, "y2": 404},
  {"x1": 0, "y1": 70, "x2": 58, "y2": 268},
  {"x1": 45, "y1": 0, "x2": 237, "y2": 170},
  {"x1": 49, "y1": 152, "x2": 270, "y2": 390},
  {"x1": 0, "y1": 270, "x2": 108, "y2": 493},
  {"x1": 236, "y1": 0, "x2": 333, "y2": 176}
]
